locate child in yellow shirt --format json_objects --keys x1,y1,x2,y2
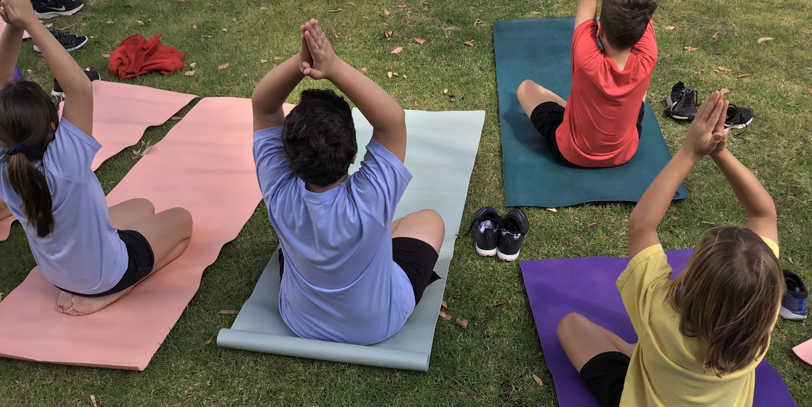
[{"x1": 556, "y1": 90, "x2": 784, "y2": 407}]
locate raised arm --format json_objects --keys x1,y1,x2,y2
[
  {"x1": 0, "y1": 9, "x2": 24, "y2": 86},
  {"x1": 628, "y1": 91, "x2": 727, "y2": 258},
  {"x1": 710, "y1": 146, "x2": 778, "y2": 243},
  {"x1": 3, "y1": 0, "x2": 92, "y2": 135},
  {"x1": 575, "y1": 0, "x2": 598, "y2": 28},
  {"x1": 301, "y1": 19, "x2": 406, "y2": 162},
  {"x1": 251, "y1": 25, "x2": 309, "y2": 132}
]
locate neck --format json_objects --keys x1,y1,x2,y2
[
  {"x1": 306, "y1": 174, "x2": 348, "y2": 193},
  {"x1": 601, "y1": 37, "x2": 632, "y2": 71}
]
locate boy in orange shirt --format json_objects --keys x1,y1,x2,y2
[{"x1": 517, "y1": 0, "x2": 658, "y2": 168}]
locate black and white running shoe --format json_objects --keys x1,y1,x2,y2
[
  {"x1": 52, "y1": 68, "x2": 99, "y2": 99},
  {"x1": 469, "y1": 207, "x2": 501, "y2": 257},
  {"x1": 666, "y1": 81, "x2": 698, "y2": 121},
  {"x1": 33, "y1": 0, "x2": 84, "y2": 19},
  {"x1": 497, "y1": 208, "x2": 529, "y2": 262},
  {"x1": 724, "y1": 104, "x2": 754, "y2": 130},
  {"x1": 33, "y1": 29, "x2": 88, "y2": 53}
]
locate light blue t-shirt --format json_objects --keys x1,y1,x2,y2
[
  {"x1": 0, "y1": 119, "x2": 128, "y2": 294},
  {"x1": 254, "y1": 126, "x2": 414, "y2": 345}
]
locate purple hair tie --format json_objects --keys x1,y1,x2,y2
[{"x1": 7, "y1": 144, "x2": 29, "y2": 156}]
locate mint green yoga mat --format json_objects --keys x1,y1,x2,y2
[
  {"x1": 494, "y1": 17, "x2": 688, "y2": 207},
  {"x1": 217, "y1": 109, "x2": 485, "y2": 371}
]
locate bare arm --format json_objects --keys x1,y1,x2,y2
[
  {"x1": 3, "y1": 0, "x2": 93, "y2": 135},
  {"x1": 252, "y1": 56, "x2": 305, "y2": 132},
  {"x1": 575, "y1": 0, "x2": 598, "y2": 28},
  {"x1": 711, "y1": 150, "x2": 778, "y2": 243},
  {"x1": 628, "y1": 91, "x2": 728, "y2": 259},
  {"x1": 0, "y1": 10, "x2": 24, "y2": 86},
  {"x1": 301, "y1": 20, "x2": 406, "y2": 162},
  {"x1": 0, "y1": 198, "x2": 10, "y2": 219}
]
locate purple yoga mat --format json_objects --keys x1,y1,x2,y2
[
  {"x1": 520, "y1": 249, "x2": 797, "y2": 407},
  {"x1": 13, "y1": 66, "x2": 22, "y2": 81}
]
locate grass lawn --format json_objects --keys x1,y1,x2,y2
[{"x1": 2, "y1": 0, "x2": 812, "y2": 405}]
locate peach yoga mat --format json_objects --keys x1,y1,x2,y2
[
  {"x1": 794, "y1": 339, "x2": 812, "y2": 366},
  {"x1": 0, "y1": 98, "x2": 292, "y2": 371},
  {"x1": 0, "y1": 81, "x2": 196, "y2": 241}
]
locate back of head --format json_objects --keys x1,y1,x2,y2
[
  {"x1": 282, "y1": 89, "x2": 357, "y2": 187},
  {"x1": 0, "y1": 81, "x2": 58, "y2": 237},
  {"x1": 599, "y1": 0, "x2": 658, "y2": 50},
  {"x1": 669, "y1": 226, "x2": 784, "y2": 376}
]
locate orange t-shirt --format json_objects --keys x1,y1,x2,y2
[{"x1": 556, "y1": 20, "x2": 658, "y2": 167}]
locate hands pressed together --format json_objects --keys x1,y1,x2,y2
[
  {"x1": 682, "y1": 90, "x2": 730, "y2": 160},
  {"x1": 0, "y1": 0, "x2": 39, "y2": 30},
  {"x1": 297, "y1": 19, "x2": 341, "y2": 81}
]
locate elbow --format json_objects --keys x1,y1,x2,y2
[{"x1": 627, "y1": 212, "x2": 649, "y2": 238}]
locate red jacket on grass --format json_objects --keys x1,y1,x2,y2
[{"x1": 109, "y1": 33, "x2": 185, "y2": 79}]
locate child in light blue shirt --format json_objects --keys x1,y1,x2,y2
[
  {"x1": 252, "y1": 19, "x2": 445, "y2": 345},
  {"x1": 0, "y1": 0, "x2": 192, "y2": 316}
]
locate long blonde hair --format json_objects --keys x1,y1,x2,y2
[{"x1": 668, "y1": 226, "x2": 784, "y2": 377}]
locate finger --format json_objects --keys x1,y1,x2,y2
[
  {"x1": 302, "y1": 61, "x2": 311, "y2": 70},
  {"x1": 697, "y1": 91, "x2": 719, "y2": 123},
  {"x1": 715, "y1": 100, "x2": 728, "y2": 131},
  {"x1": 706, "y1": 97, "x2": 725, "y2": 127},
  {"x1": 304, "y1": 30, "x2": 320, "y2": 54}
]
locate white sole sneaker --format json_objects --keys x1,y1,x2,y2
[
  {"x1": 476, "y1": 246, "x2": 497, "y2": 257},
  {"x1": 725, "y1": 117, "x2": 753, "y2": 130},
  {"x1": 35, "y1": 3, "x2": 84, "y2": 19},
  {"x1": 34, "y1": 35, "x2": 88, "y2": 53},
  {"x1": 497, "y1": 250, "x2": 520, "y2": 262},
  {"x1": 666, "y1": 95, "x2": 691, "y2": 120},
  {"x1": 780, "y1": 306, "x2": 807, "y2": 321}
]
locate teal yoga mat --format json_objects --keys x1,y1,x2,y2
[
  {"x1": 217, "y1": 109, "x2": 485, "y2": 371},
  {"x1": 494, "y1": 17, "x2": 688, "y2": 207}
]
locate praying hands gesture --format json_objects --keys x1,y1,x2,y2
[
  {"x1": 681, "y1": 90, "x2": 729, "y2": 160},
  {"x1": 298, "y1": 19, "x2": 340, "y2": 80}
]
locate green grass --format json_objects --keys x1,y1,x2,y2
[{"x1": 2, "y1": 0, "x2": 812, "y2": 405}]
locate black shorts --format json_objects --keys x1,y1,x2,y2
[
  {"x1": 580, "y1": 351, "x2": 630, "y2": 407},
  {"x1": 57, "y1": 230, "x2": 155, "y2": 298},
  {"x1": 279, "y1": 237, "x2": 441, "y2": 304},
  {"x1": 530, "y1": 101, "x2": 645, "y2": 167},
  {"x1": 393, "y1": 237, "x2": 441, "y2": 304}
]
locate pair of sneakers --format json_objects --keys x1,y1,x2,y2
[
  {"x1": 32, "y1": 0, "x2": 84, "y2": 19},
  {"x1": 469, "y1": 207, "x2": 529, "y2": 262},
  {"x1": 781, "y1": 269, "x2": 808, "y2": 321},
  {"x1": 52, "y1": 67, "x2": 99, "y2": 100},
  {"x1": 666, "y1": 81, "x2": 754, "y2": 130}
]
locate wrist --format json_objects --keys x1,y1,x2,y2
[
  {"x1": 710, "y1": 148, "x2": 731, "y2": 162},
  {"x1": 324, "y1": 58, "x2": 347, "y2": 81},
  {"x1": 677, "y1": 146, "x2": 702, "y2": 164}
]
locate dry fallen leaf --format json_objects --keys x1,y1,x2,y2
[
  {"x1": 387, "y1": 72, "x2": 393, "y2": 78},
  {"x1": 672, "y1": 216, "x2": 680, "y2": 221},
  {"x1": 443, "y1": 89, "x2": 448, "y2": 94},
  {"x1": 397, "y1": 4, "x2": 407, "y2": 7},
  {"x1": 192, "y1": 24, "x2": 197, "y2": 30},
  {"x1": 383, "y1": 8, "x2": 391, "y2": 15},
  {"x1": 218, "y1": 310, "x2": 239, "y2": 315},
  {"x1": 532, "y1": 374, "x2": 543, "y2": 387},
  {"x1": 807, "y1": 88, "x2": 812, "y2": 95},
  {"x1": 414, "y1": 37, "x2": 426, "y2": 45},
  {"x1": 464, "y1": 40, "x2": 474, "y2": 47},
  {"x1": 391, "y1": 47, "x2": 403, "y2": 54},
  {"x1": 441, "y1": 301, "x2": 448, "y2": 309},
  {"x1": 737, "y1": 74, "x2": 748, "y2": 78},
  {"x1": 189, "y1": 62, "x2": 197, "y2": 69},
  {"x1": 222, "y1": 28, "x2": 228, "y2": 32},
  {"x1": 91, "y1": 395, "x2": 98, "y2": 407},
  {"x1": 664, "y1": 25, "x2": 676, "y2": 31},
  {"x1": 136, "y1": 20, "x2": 145, "y2": 26},
  {"x1": 170, "y1": 116, "x2": 182, "y2": 121},
  {"x1": 718, "y1": 66, "x2": 732, "y2": 72},
  {"x1": 713, "y1": 32, "x2": 718, "y2": 40},
  {"x1": 106, "y1": 19, "x2": 114, "y2": 24},
  {"x1": 546, "y1": 208, "x2": 558, "y2": 213},
  {"x1": 218, "y1": 63, "x2": 229, "y2": 70},
  {"x1": 232, "y1": 17, "x2": 237, "y2": 22},
  {"x1": 439, "y1": 311, "x2": 447, "y2": 318},
  {"x1": 0, "y1": 292, "x2": 4, "y2": 302},
  {"x1": 392, "y1": 72, "x2": 399, "y2": 76},
  {"x1": 720, "y1": 88, "x2": 730, "y2": 95},
  {"x1": 184, "y1": 71, "x2": 196, "y2": 76},
  {"x1": 757, "y1": 37, "x2": 774, "y2": 44},
  {"x1": 102, "y1": 53, "x2": 110, "y2": 59},
  {"x1": 456, "y1": 318, "x2": 468, "y2": 328},
  {"x1": 260, "y1": 6, "x2": 266, "y2": 10},
  {"x1": 347, "y1": 1, "x2": 357, "y2": 5},
  {"x1": 582, "y1": 222, "x2": 600, "y2": 232},
  {"x1": 259, "y1": 59, "x2": 268, "y2": 64},
  {"x1": 361, "y1": 67, "x2": 368, "y2": 73},
  {"x1": 683, "y1": 46, "x2": 698, "y2": 51}
]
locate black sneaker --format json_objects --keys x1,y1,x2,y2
[
  {"x1": 52, "y1": 68, "x2": 99, "y2": 99},
  {"x1": 724, "y1": 104, "x2": 754, "y2": 130},
  {"x1": 497, "y1": 208, "x2": 529, "y2": 262},
  {"x1": 666, "y1": 81, "x2": 698, "y2": 121},
  {"x1": 468, "y1": 207, "x2": 501, "y2": 257},
  {"x1": 780, "y1": 270, "x2": 808, "y2": 321},
  {"x1": 33, "y1": 0, "x2": 84, "y2": 19},
  {"x1": 33, "y1": 29, "x2": 88, "y2": 53}
]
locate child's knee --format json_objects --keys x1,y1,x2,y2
[
  {"x1": 517, "y1": 79, "x2": 537, "y2": 95},
  {"x1": 132, "y1": 198, "x2": 155, "y2": 215},
  {"x1": 557, "y1": 312, "x2": 587, "y2": 336},
  {"x1": 419, "y1": 209, "x2": 444, "y2": 234},
  {"x1": 168, "y1": 208, "x2": 193, "y2": 234}
]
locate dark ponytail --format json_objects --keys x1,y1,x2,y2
[{"x1": 0, "y1": 81, "x2": 59, "y2": 237}]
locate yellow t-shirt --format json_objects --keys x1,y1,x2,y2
[{"x1": 616, "y1": 238, "x2": 779, "y2": 407}]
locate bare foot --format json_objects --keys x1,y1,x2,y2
[{"x1": 55, "y1": 289, "x2": 129, "y2": 316}]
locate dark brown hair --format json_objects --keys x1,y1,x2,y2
[
  {"x1": 600, "y1": 0, "x2": 658, "y2": 50},
  {"x1": 668, "y1": 226, "x2": 784, "y2": 376},
  {"x1": 0, "y1": 81, "x2": 58, "y2": 237},
  {"x1": 282, "y1": 89, "x2": 357, "y2": 187}
]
